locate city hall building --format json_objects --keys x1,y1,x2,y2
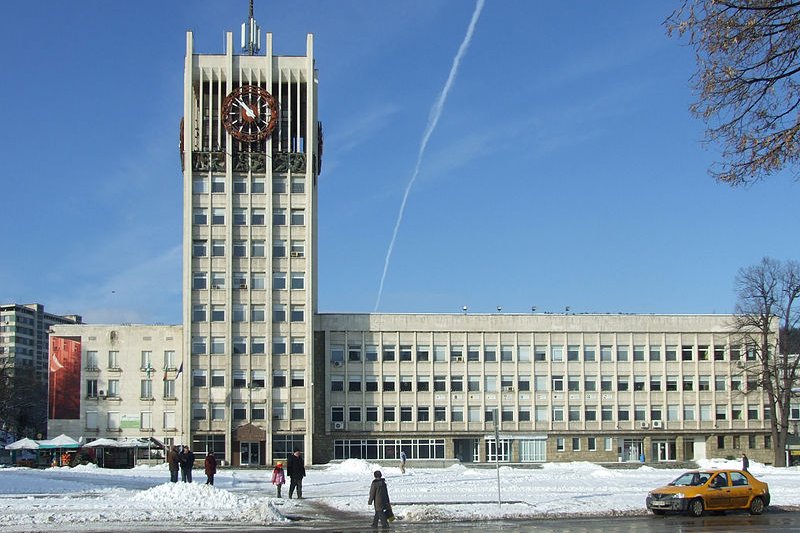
[{"x1": 48, "y1": 13, "x2": 776, "y2": 467}]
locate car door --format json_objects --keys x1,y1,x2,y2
[
  {"x1": 705, "y1": 472, "x2": 730, "y2": 509},
  {"x1": 728, "y1": 471, "x2": 753, "y2": 508}
]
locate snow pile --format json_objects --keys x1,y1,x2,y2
[{"x1": 1, "y1": 459, "x2": 800, "y2": 530}]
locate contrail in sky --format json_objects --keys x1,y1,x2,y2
[{"x1": 374, "y1": 0, "x2": 485, "y2": 311}]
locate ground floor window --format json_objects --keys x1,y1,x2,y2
[
  {"x1": 333, "y1": 438, "x2": 445, "y2": 460},
  {"x1": 192, "y1": 433, "x2": 226, "y2": 463},
  {"x1": 273, "y1": 434, "x2": 304, "y2": 458},
  {"x1": 519, "y1": 438, "x2": 547, "y2": 462},
  {"x1": 651, "y1": 439, "x2": 677, "y2": 462},
  {"x1": 485, "y1": 438, "x2": 511, "y2": 462}
]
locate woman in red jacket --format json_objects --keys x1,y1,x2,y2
[{"x1": 204, "y1": 451, "x2": 217, "y2": 485}]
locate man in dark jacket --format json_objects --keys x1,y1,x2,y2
[
  {"x1": 178, "y1": 445, "x2": 195, "y2": 483},
  {"x1": 368, "y1": 470, "x2": 391, "y2": 528},
  {"x1": 166, "y1": 446, "x2": 179, "y2": 483},
  {"x1": 287, "y1": 448, "x2": 306, "y2": 498}
]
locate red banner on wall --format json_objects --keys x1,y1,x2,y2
[{"x1": 48, "y1": 336, "x2": 81, "y2": 420}]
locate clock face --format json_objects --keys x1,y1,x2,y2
[{"x1": 222, "y1": 85, "x2": 278, "y2": 142}]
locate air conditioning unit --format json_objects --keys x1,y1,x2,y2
[
  {"x1": 332, "y1": 361, "x2": 343, "y2": 367},
  {"x1": 333, "y1": 422, "x2": 344, "y2": 430},
  {"x1": 640, "y1": 422, "x2": 649, "y2": 429},
  {"x1": 652, "y1": 420, "x2": 663, "y2": 429},
  {"x1": 290, "y1": 251, "x2": 303, "y2": 258},
  {"x1": 453, "y1": 356, "x2": 463, "y2": 362},
  {"x1": 239, "y1": 283, "x2": 247, "y2": 289},
  {"x1": 98, "y1": 390, "x2": 106, "y2": 398},
  {"x1": 503, "y1": 386, "x2": 514, "y2": 392}
]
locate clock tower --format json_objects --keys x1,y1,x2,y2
[{"x1": 180, "y1": 4, "x2": 320, "y2": 465}]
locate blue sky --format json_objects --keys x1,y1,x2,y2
[{"x1": 1, "y1": 1, "x2": 796, "y2": 324}]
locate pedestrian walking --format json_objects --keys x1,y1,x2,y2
[
  {"x1": 272, "y1": 461, "x2": 286, "y2": 497},
  {"x1": 287, "y1": 448, "x2": 306, "y2": 499},
  {"x1": 368, "y1": 470, "x2": 392, "y2": 528},
  {"x1": 742, "y1": 453, "x2": 750, "y2": 472},
  {"x1": 166, "y1": 445, "x2": 179, "y2": 483},
  {"x1": 204, "y1": 451, "x2": 217, "y2": 485},
  {"x1": 399, "y1": 450, "x2": 407, "y2": 474}
]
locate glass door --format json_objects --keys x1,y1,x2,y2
[{"x1": 240, "y1": 442, "x2": 260, "y2": 466}]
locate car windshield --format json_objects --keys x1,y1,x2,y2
[{"x1": 669, "y1": 472, "x2": 710, "y2": 486}]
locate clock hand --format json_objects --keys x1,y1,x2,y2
[{"x1": 236, "y1": 98, "x2": 257, "y2": 119}]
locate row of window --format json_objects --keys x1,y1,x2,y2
[
  {"x1": 192, "y1": 207, "x2": 305, "y2": 227},
  {"x1": 191, "y1": 402, "x2": 306, "y2": 421},
  {"x1": 330, "y1": 344, "x2": 750, "y2": 363},
  {"x1": 192, "y1": 175, "x2": 305, "y2": 195},
  {"x1": 86, "y1": 378, "x2": 176, "y2": 399},
  {"x1": 330, "y1": 404, "x2": 768, "y2": 424},
  {"x1": 85, "y1": 350, "x2": 178, "y2": 372},
  {"x1": 190, "y1": 336, "x2": 305, "y2": 355},
  {"x1": 193, "y1": 271, "x2": 305, "y2": 291},
  {"x1": 190, "y1": 369, "x2": 305, "y2": 388},
  {"x1": 329, "y1": 374, "x2": 756, "y2": 393},
  {"x1": 192, "y1": 239, "x2": 305, "y2": 258},
  {"x1": 191, "y1": 303, "x2": 305, "y2": 323},
  {"x1": 85, "y1": 410, "x2": 176, "y2": 431}
]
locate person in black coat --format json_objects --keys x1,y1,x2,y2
[
  {"x1": 742, "y1": 453, "x2": 750, "y2": 472},
  {"x1": 368, "y1": 470, "x2": 391, "y2": 528},
  {"x1": 286, "y1": 448, "x2": 306, "y2": 498},
  {"x1": 178, "y1": 446, "x2": 195, "y2": 483}
]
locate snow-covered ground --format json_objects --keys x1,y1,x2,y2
[{"x1": 0, "y1": 458, "x2": 798, "y2": 530}]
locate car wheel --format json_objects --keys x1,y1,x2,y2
[
  {"x1": 748, "y1": 496, "x2": 765, "y2": 515},
  {"x1": 687, "y1": 498, "x2": 704, "y2": 517},
  {"x1": 652, "y1": 510, "x2": 666, "y2": 516}
]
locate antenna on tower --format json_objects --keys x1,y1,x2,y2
[{"x1": 241, "y1": 0, "x2": 261, "y2": 55}]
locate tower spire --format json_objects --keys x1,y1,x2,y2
[{"x1": 241, "y1": 0, "x2": 261, "y2": 55}]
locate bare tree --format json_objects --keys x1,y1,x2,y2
[
  {"x1": 0, "y1": 359, "x2": 47, "y2": 438},
  {"x1": 666, "y1": 1, "x2": 800, "y2": 186},
  {"x1": 733, "y1": 257, "x2": 800, "y2": 466}
]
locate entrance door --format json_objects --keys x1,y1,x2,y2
[
  {"x1": 240, "y1": 442, "x2": 260, "y2": 466},
  {"x1": 693, "y1": 438, "x2": 707, "y2": 461}
]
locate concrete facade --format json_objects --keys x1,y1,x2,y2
[{"x1": 48, "y1": 324, "x2": 185, "y2": 449}]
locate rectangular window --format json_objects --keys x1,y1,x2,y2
[
  {"x1": 649, "y1": 346, "x2": 662, "y2": 361},
  {"x1": 291, "y1": 337, "x2": 305, "y2": 355},
  {"x1": 193, "y1": 207, "x2": 208, "y2": 225},
  {"x1": 86, "y1": 350, "x2": 99, "y2": 370},
  {"x1": 383, "y1": 407, "x2": 396, "y2": 422},
  {"x1": 633, "y1": 345, "x2": 645, "y2": 361},
  {"x1": 250, "y1": 304, "x2": 265, "y2": 322},
  {"x1": 500, "y1": 345, "x2": 514, "y2": 362},
  {"x1": 451, "y1": 407, "x2": 464, "y2": 422},
  {"x1": 233, "y1": 239, "x2": 247, "y2": 257},
  {"x1": 251, "y1": 208, "x2": 265, "y2": 225},
  {"x1": 290, "y1": 240, "x2": 305, "y2": 257},
  {"x1": 251, "y1": 240, "x2": 266, "y2": 257},
  {"x1": 291, "y1": 176, "x2": 305, "y2": 193},
  {"x1": 290, "y1": 305, "x2": 305, "y2": 322},
  {"x1": 273, "y1": 239, "x2": 287, "y2": 258},
  {"x1": 518, "y1": 345, "x2": 531, "y2": 362},
  {"x1": 551, "y1": 345, "x2": 563, "y2": 362},
  {"x1": 273, "y1": 208, "x2": 287, "y2": 225},
  {"x1": 600, "y1": 345, "x2": 612, "y2": 361},
  {"x1": 192, "y1": 239, "x2": 207, "y2": 257},
  {"x1": 484, "y1": 345, "x2": 497, "y2": 362},
  {"x1": 211, "y1": 370, "x2": 225, "y2": 387},
  {"x1": 567, "y1": 345, "x2": 580, "y2": 361},
  {"x1": 617, "y1": 345, "x2": 629, "y2": 361},
  {"x1": 251, "y1": 371, "x2": 266, "y2": 389},
  {"x1": 163, "y1": 379, "x2": 175, "y2": 398},
  {"x1": 233, "y1": 371, "x2": 247, "y2": 388},
  {"x1": 192, "y1": 272, "x2": 207, "y2": 290},
  {"x1": 273, "y1": 304, "x2": 287, "y2": 322},
  {"x1": 233, "y1": 208, "x2": 247, "y2": 225},
  {"x1": 417, "y1": 345, "x2": 430, "y2": 361},
  {"x1": 211, "y1": 305, "x2": 225, "y2": 322},
  {"x1": 211, "y1": 207, "x2": 225, "y2": 224},
  {"x1": 291, "y1": 272, "x2": 305, "y2": 289},
  {"x1": 291, "y1": 209, "x2": 305, "y2": 225},
  {"x1": 273, "y1": 336, "x2": 287, "y2": 355},
  {"x1": 210, "y1": 337, "x2": 224, "y2": 354},
  {"x1": 211, "y1": 239, "x2": 225, "y2": 257}
]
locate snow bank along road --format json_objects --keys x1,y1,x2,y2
[{"x1": 1, "y1": 457, "x2": 799, "y2": 531}]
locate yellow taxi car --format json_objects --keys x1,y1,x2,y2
[{"x1": 646, "y1": 469, "x2": 770, "y2": 517}]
